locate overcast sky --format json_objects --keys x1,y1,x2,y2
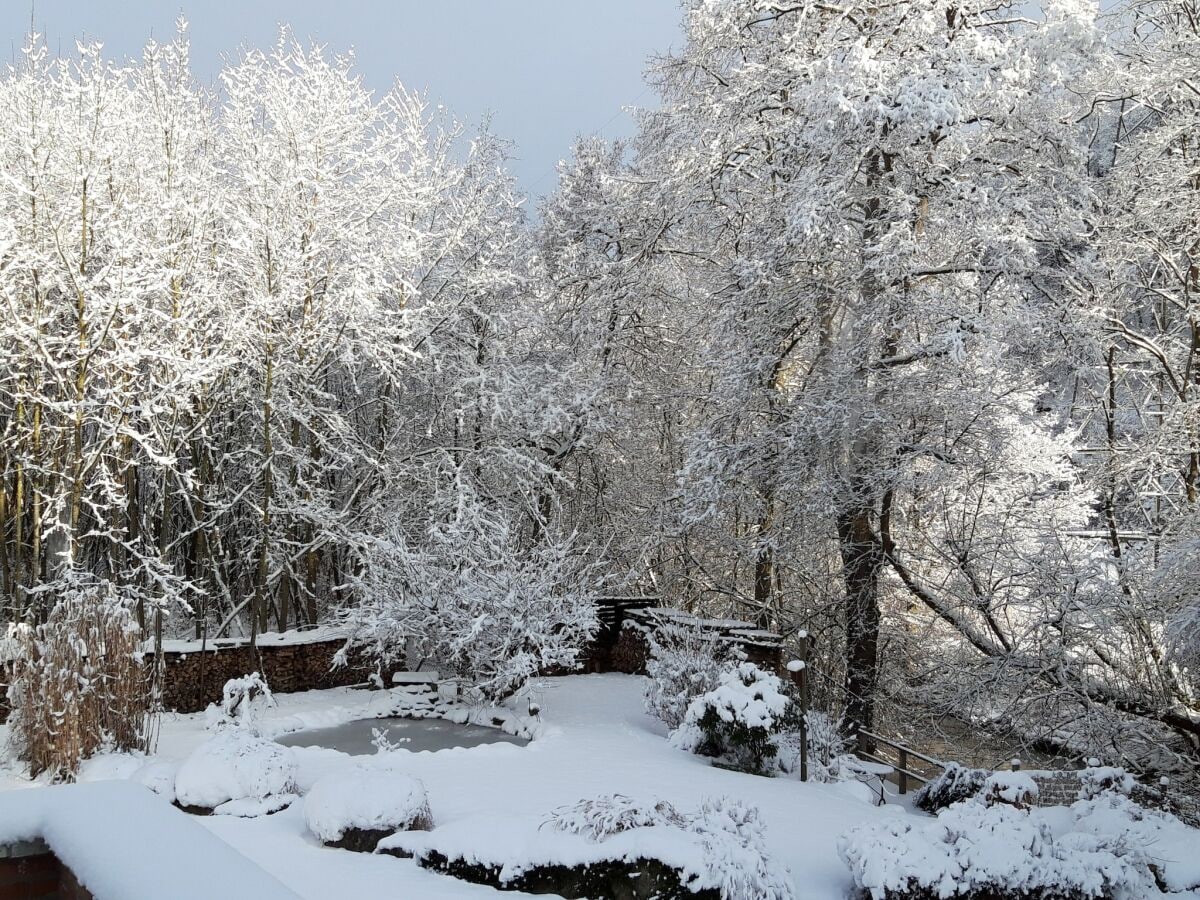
[{"x1": 1, "y1": 1, "x2": 682, "y2": 204}]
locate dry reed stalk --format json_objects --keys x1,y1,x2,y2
[{"x1": 6, "y1": 584, "x2": 154, "y2": 779}]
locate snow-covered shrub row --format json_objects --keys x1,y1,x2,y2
[
  {"x1": 387, "y1": 793, "x2": 794, "y2": 900},
  {"x1": 839, "y1": 800, "x2": 1162, "y2": 900},
  {"x1": 546, "y1": 794, "x2": 685, "y2": 840},
  {"x1": 174, "y1": 731, "x2": 297, "y2": 814},
  {"x1": 670, "y1": 662, "x2": 790, "y2": 774},
  {"x1": 1067, "y1": 793, "x2": 1200, "y2": 894},
  {"x1": 644, "y1": 618, "x2": 741, "y2": 730},
  {"x1": 304, "y1": 770, "x2": 431, "y2": 845},
  {"x1": 556, "y1": 793, "x2": 796, "y2": 899},
  {"x1": 841, "y1": 779, "x2": 1200, "y2": 900}
]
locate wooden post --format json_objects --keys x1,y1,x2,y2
[
  {"x1": 789, "y1": 631, "x2": 811, "y2": 783},
  {"x1": 898, "y1": 748, "x2": 908, "y2": 795},
  {"x1": 1011, "y1": 758, "x2": 1021, "y2": 771}
]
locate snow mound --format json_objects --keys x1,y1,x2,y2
[
  {"x1": 76, "y1": 752, "x2": 177, "y2": 804},
  {"x1": 174, "y1": 730, "x2": 297, "y2": 811},
  {"x1": 304, "y1": 770, "x2": 432, "y2": 843},
  {"x1": 214, "y1": 794, "x2": 297, "y2": 818},
  {"x1": 838, "y1": 797, "x2": 1164, "y2": 899},
  {"x1": 77, "y1": 752, "x2": 147, "y2": 783},
  {"x1": 132, "y1": 760, "x2": 178, "y2": 804}
]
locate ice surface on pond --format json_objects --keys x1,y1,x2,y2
[{"x1": 275, "y1": 716, "x2": 529, "y2": 755}]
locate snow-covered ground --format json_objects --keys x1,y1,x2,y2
[{"x1": 1, "y1": 673, "x2": 899, "y2": 898}]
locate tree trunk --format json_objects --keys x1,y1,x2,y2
[{"x1": 837, "y1": 501, "x2": 882, "y2": 752}]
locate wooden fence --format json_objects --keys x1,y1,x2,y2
[{"x1": 854, "y1": 729, "x2": 948, "y2": 795}]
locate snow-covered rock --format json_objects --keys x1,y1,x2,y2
[
  {"x1": 174, "y1": 730, "x2": 297, "y2": 812},
  {"x1": 304, "y1": 770, "x2": 432, "y2": 845}
]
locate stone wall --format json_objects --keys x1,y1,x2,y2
[
  {"x1": 1028, "y1": 770, "x2": 1200, "y2": 828},
  {"x1": 149, "y1": 631, "x2": 383, "y2": 714},
  {"x1": 0, "y1": 629, "x2": 386, "y2": 721},
  {"x1": 1028, "y1": 772, "x2": 1080, "y2": 807}
]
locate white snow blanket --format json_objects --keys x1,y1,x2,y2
[{"x1": 0, "y1": 781, "x2": 301, "y2": 900}]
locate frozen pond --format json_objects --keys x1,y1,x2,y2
[{"x1": 275, "y1": 716, "x2": 529, "y2": 755}]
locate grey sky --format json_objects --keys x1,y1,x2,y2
[{"x1": 2, "y1": 1, "x2": 682, "y2": 205}]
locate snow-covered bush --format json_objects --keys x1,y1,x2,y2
[
  {"x1": 689, "y1": 796, "x2": 794, "y2": 900},
  {"x1": 305, "y1": 770, "x2": 432, "y2": 845},
  {"x1": 838, "y1": 799, "x2": 1161, "y2": 900},
  {"x1": 1070, "y1": 793, "x2": 1200, "y2": 894},
  {"x1": 5, "y1": 580, "x2": 152, "y2": 779},
  {"x1": 670, "y1": 662, "x2": 790, "y2": 774},
  {"x1": 341, "y1": 484, "x2": 599, "y2": 703},
  {"x1": 644, "y1": 618, "x2": 739, "y2": 729},
  {"x1": 174, "y1": 730, "x2": 297, "y2": 814},
  {"x1": 545, "y1": 794, "x2": 685, "y2": 841},
  {"x1": 204, "y1": 673, "x2": 274, "y2": 734},
  {"x1": 775, "y1": 709, "x2": 855, "y2": 782},
  {"x1": 1077, "y1": 766, "x2": 1135, "y2": 801},
  {"x1": 911, "y1": 762, "x2": 990, "y2": 813}
]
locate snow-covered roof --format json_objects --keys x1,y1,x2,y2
[
  {"x1": 0, "y1": 782, "x2": 302, "y2": 900},
  {"x1": 626, "y1": 606, "x2": 784, "y2": 647}
]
